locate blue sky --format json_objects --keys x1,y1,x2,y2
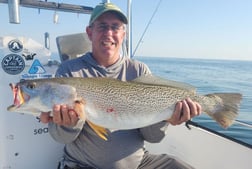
[{"x1": 0, "y1": 0, "x2": 251, "y2": 60}]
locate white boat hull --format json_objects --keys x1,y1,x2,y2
[
  {"x1": 146, "y1": 124, "x2": 252, "y2": 169},
  {"x1": 0, "y1": 36, "x2": 64, "y2": 169}
]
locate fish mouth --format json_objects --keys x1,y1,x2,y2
[{"x1": 7, "y1": 83, "x2": 30, "y2": 111}]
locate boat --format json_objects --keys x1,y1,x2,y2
[{"x1": 0, "y1": 1, "x2": 251, "y2": 169}]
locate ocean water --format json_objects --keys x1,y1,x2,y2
[{"x1": 136, "y1": 56, "x2": 252, "y2": 146}]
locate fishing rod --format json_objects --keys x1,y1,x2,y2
[
  {"x1": 187, "y1": 119, "x2": 252, "y2": 129},
  {"x1": 132, "y1": 0, "x2": 162, "y2": 58},
  {"x1": 234, "y1": 120, "x2": 252, "y2": 128}
]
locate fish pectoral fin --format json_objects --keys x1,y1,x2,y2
[
  {"x1": 73, "y1": 99, "x2": 86, "y2": 121},
  {"x1": 74, "y1": 98, "x2": 86, "y2": 105},
  {"x1": 87, "y1": 120, "x2": 108, "y2": 141}
]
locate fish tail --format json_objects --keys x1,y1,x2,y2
[
  {"x1": 87, "y1": 120, "x2": 108, "y2": 141},
  {"x1": 205, "y1": 93, "x2": 242, "y2": 128}
]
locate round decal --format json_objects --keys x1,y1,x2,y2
[
  {"x1": 8, "y1": 39, "x2": 23, "y2": 53},
  {"x1": 1, "y1": 54, "x2": 25, "y2": 75}
]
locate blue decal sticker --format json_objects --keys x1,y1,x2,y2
[
  {"x1": 21, "y1": 74, "x2": 53, "y2": 79},
  {"x1": 28, "y1": 59, "x2": 46, "y2": 74},
  {"x1": 8, "y1": 39, "x2": 23, "y2": 53},
  {"x1": 1, "y1": 54, "x2": 25, "y2": 75}
]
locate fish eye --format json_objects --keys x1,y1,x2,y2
[{"x1": 27, "y1": 82, "x2": 36, "y2": 89}]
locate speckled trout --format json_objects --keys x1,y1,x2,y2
[{"x1": 7, "y1": 75, "x2": 242, "y2": 140}]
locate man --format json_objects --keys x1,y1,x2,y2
[{"x1": 41, "y1": 3, "x2": 201, "y2": 169}]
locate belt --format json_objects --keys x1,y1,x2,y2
[
  {"x1": 64, "y1": 166, "x2": 94, "y2": 169},
  {"x1": 58, "y1": 163, "x2": 95, "y2": 169}
]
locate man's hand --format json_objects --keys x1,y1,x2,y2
[
  {"x1": 40, "y1": 101, "x2": 85, "y2": 127},
  {"x1": 167, "y1": 98, "x2": 202, "y2": 125}
]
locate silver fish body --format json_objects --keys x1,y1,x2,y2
[{"x1": 7, "y1": 75, "x2": 242, "y2": 130}]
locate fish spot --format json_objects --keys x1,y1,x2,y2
[{"x1": 106, "y1": 107, "x2": 115, "y2": 113}]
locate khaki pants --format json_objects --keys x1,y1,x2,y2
[
  {"x1": 137, "y1": 151, "x2": 194, "y2": 169},
  {"x1": 58, "y1": 151, "x2": 194, "y2": 169}
]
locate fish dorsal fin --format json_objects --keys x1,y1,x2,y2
[
  {"x1": 87, "y1": 120, "x2": 108, "y2": 141},
  {"x1": 131, "y1": 74, "x2": 196, "y2": 92}
]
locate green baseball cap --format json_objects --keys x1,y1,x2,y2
[{"x1": 89, "y1": 3, "x2": 128, "y2": 25}]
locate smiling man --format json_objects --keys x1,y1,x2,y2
[{"x1": 41, "y1": 3, "x2": 201, "y2": 169}]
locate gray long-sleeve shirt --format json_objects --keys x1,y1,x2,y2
[{"x1": 49, "y1": 53, "x2": 168, "y2": 169}]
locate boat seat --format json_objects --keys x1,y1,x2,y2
[{"x1": 56, "y1": 33, "x2": 91, "y2": 62}]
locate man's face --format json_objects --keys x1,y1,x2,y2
[{"x1": 86, "y1": 12, "x2": 126, "y2": 63}]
